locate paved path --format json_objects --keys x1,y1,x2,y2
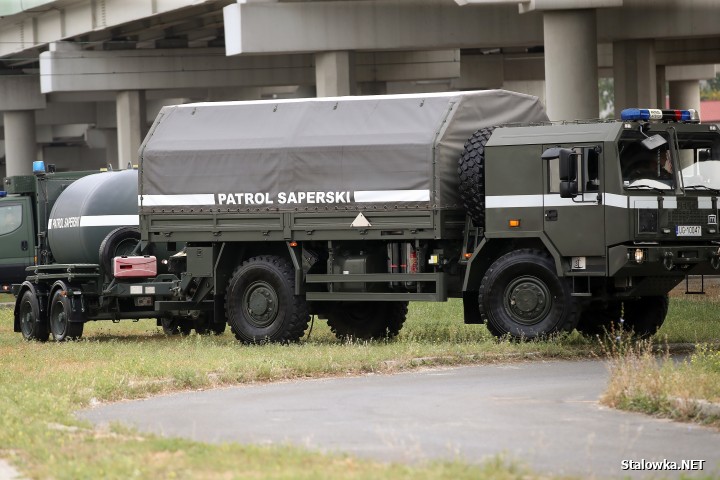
[{"x1": 79, "y1": 360, "x2": 720, "y2": 478}]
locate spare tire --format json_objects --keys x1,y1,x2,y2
[
  {"x1": 458, "y1": 127, "x2": 495, "y2": 227},
  {"x1": 98, "y1": 226, "x2": 141, "y2": 275}
]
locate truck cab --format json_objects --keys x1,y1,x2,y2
[
  {"x1": 476, "y1": 108, "x2": 720, "y2": 337},
  {"x1": 0, "y1": 193, "x2": 34, "y2": 291}
]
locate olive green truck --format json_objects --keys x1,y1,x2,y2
[{"x1": 11, "y1": 90, "x2": 720, "y2": 342}]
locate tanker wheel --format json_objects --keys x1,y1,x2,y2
[
  {"x1": 98, "y1": 226, "x2": 141, "y2": 276},
  {"x1": 327, "y1": 302, "x2": 408, "y2": 341},
  {"x1": 479, "y1": 249, "x2": 579, "y2": 340},
  {"x1": 193, "y1": 312, "x2": 226, "y2": 335},
  {"x1": 458, "y1": 127, "x2": 494, "y2": 227},
  {"x1": 621, "y1": 295, "x2": 669, "y2": 339},
  {"x1": 225, "y1": 255, "x2": 309, "y2": 344},
  {"x1": 576, "y1": 301, "x2": 622, "y2": 337},
  {"x1": 48, "y1": 290, "x2": 84, "y2": 341},
  {"x1": 161, "y1": 317, "x2": 193, "y2": 336},
  {"x1": 18, "y1": 290, "x2": 49, "y2": 342}
]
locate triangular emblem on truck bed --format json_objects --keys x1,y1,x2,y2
[{"x1": 351, "y1": 212, "x2": 372, "y2": 228}]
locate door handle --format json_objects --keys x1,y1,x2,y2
[
  {"x1": 545, "y1": 210, "x2": 558, "y2": 221},
  {"x1": 21, "y1": 240, "x2": 28, "y2": 251}
]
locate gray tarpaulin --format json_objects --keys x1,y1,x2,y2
[{"x1": 139, "y1": 90, "x2": 548, "y2": 211}]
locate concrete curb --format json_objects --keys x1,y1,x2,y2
[
  {"x1": 0, "y1": 460, "x2": 22, "y2": 480},
  {"x1": 671, "y1": 397, "x2": 720, "y2": 419}
]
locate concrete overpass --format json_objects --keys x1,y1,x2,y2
[{"x1": 0, "y1": 0, "x2": 718, "y2": 177}]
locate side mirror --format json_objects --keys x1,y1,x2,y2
[
  {"x1": 560, "y1": 181, "x2": 578, "y2": 198},
  {"x1": 559, "y1": 148, "x2": 577, "y2": 181},
  {"x1": 559, "y1": 148, "x2": 578, "y2": 198}
]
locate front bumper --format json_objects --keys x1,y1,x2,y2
[{"x1": 609, "y1": 243, "x2": 720, "y2": 277}]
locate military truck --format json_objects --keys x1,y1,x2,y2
[{"x1": 12, "y1": 91, "x2": 720, "y2": 343}]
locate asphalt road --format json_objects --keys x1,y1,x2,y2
[{"x1": 79, "y1": 360, "x2": 720, "y2": 478}]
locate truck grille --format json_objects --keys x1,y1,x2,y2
[
  {"x1": 668, "y1": 209, "x2": 710, "y2": 225},
  {"x1": 668, "y1": 198, "x2": 709, "y2": 225}
]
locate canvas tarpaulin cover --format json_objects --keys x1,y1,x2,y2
[{"x1": 139, "y1": 90, "x2": 548, "y2": 211}]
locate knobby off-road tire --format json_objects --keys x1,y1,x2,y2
[
  {"x1": 576, "y1": 301, "x2": 622, "y2": 337},
  {"x1": 193, "y1": 312, "x2": 226, "y2": 335},
  {"x1": 327, "y1": 301, "x2": 408, "y2": 341},
  {"x1": 622, "y1": 295, "x2": 669, "y2": 338},
  {"x1": 458, "y1": 127, "x2": 494, "y2": 227},
  {"x1": 48, "y1": 290, "x2": 84, "y2": 341},
  {"x1": 479, "y1": 249, "x2": 579, "y2": 340},
  {"x1": 18, "y1": 290, "x2": 49, "y2": 341},
  {"x1": 576, "y1": 296, "x2": 668, "y2": 338},
  {"x1": 161, "y1": 317, "x2": 193, "y2": 336},
  {"x1": 225, "y1": 256, "x2": 310, "y2": 344}
]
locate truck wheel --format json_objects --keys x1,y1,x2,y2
[
  {"x1": 479, "y1": 250, "x2": 579, "y2": 339},
  {"x1": 48, "y1": 290, "x2": 84, "y2": 341},
  {"x1": 98, "y1": 226, "x2": 141, "y2": 276},
  {"x1": 458, "y1": 127, "x2": 494, "y2": 227},
  {"x1": 18, "y1": 290, "x2": 49, "y2": 341},
  {"x1": 193, "y1": 313, "x2": 226, "y2": 335},
  {"x1": 161, "y1": 317, "x2": 192, "y2": 336},
  {"x1": 622, "y1": 295, "x2": 669, "y2": 338},
  {"x1": 327, "y1": 301, "x2": 408, "y2": 341},
  {"x1": 225, "y1": 256, "x2": 310, "y2": 344},
  {"x1": 576, "y1": 301, "x2": 622, "y2": 337}
]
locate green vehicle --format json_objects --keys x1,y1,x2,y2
[
  {"x1": 12, "y1": 91, "x2": 720, "y2": 342},
  {"x1": 0, "y1": 170, "x2": 100, "y2": 293}
]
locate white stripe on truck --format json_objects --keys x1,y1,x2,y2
[{"x1": 48, "y1": 214, "x2": 139, "y2": 230}]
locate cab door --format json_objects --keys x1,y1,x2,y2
[
  {"x1": 0, "y1": 197, "x2": 34, "y2": 285},
  {"x1": 543, "y1": 145, "x2": 606, "y2": 260}
]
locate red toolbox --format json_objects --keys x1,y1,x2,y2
[{"x1": 113, "y1": 256, "x2": 157, "y2": 278}]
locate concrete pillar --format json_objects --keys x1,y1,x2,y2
[
  {"x1": 315, "y1": 51, "x2": 355, "y2": 97},
  {"x1": 116, "y1": 90, "x2": 146, "y2": 170},
  {"x1": 3, "y1": 111, "x2": 37, "y2": 176},
  {"x1": 656, "y1": 66, "x2": 667, "y2": 109},
  {"x1": 613, "y1": 40, "x2": 657, "y2": 112},
  {"x1": 103, "y1": 129, "x2": 119, "y2": 169},
  {"x1": 543, "y1": 9, "x2": 599, "y2": 121},
  {"x1": 668, "y1": 80, "x2": 700, "y2": 112}
]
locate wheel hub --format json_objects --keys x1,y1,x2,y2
[
  {"x1": 505, "y1": 276, "x2": 551, "y2": 326},
  {"x1": 244, "y1": 282, "x2": 278, "y2": 327}
]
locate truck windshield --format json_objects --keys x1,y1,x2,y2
[
  {"x1": 677, "y1": 132, "x2": 720, "y2": 192},
  {"x1": 0, "y1": 204, "x2": 22, "y2": 235},
  {"x1": 619, "y1": 131, "x2": 675, "y2": 190}
]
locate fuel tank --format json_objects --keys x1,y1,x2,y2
[{"x1": 47, "y1": 170, "x2": 138, "y2": 264}]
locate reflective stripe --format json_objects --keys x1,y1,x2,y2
[
  {"x1": 486, "y1": 195, "x2": 543, "y2": 208},
  {"x1": 139, "y1": 194, "x2": 215, "y2": 206},
  {"x1": 487, "y1": 194, "x2": 675, "y2": 209},
  {"x1": 48, "y1": 215, "x2": 139, "y2": 230},
  {"x1": 603, "y1": 193, "x2": 627, "y2": 208},
  {"x1": 698, "y1": 197, "x2": 713, "y2": 209},
  {"x1": 353, "y1": 190, "x2": 430, "y2": 203},
  {"x1": 80, "y1": 215, "x2": 139, "y2": 227}
]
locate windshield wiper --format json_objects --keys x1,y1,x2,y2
[
  {"x1": 685, "y1": 185, "x2": 720, "y2": 195},
  {"x1": 625, "y1": 184, "x2": 667, "y2": 194}
]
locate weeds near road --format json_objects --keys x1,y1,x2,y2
[{"x1": 601, "y1": 325, "x2": 720, "y2": 428}]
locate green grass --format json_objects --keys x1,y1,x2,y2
[
  {"x1": 0, "y1": 292, "x2": 12, "y2": 303},
  {"x1": 1, "y1": 294, "x2": 719, "y2": 478}
]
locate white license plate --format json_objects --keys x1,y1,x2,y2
[{"x1": 676, "y1": 225, "x2": 702, "y2": 236}]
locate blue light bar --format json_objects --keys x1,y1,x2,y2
[
  {"x1": 621, "y1": 108, "x2": 700, "y2": 123},
  {"x1": 32, "y1": 161, "x2": 46, "y2": 174}
]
